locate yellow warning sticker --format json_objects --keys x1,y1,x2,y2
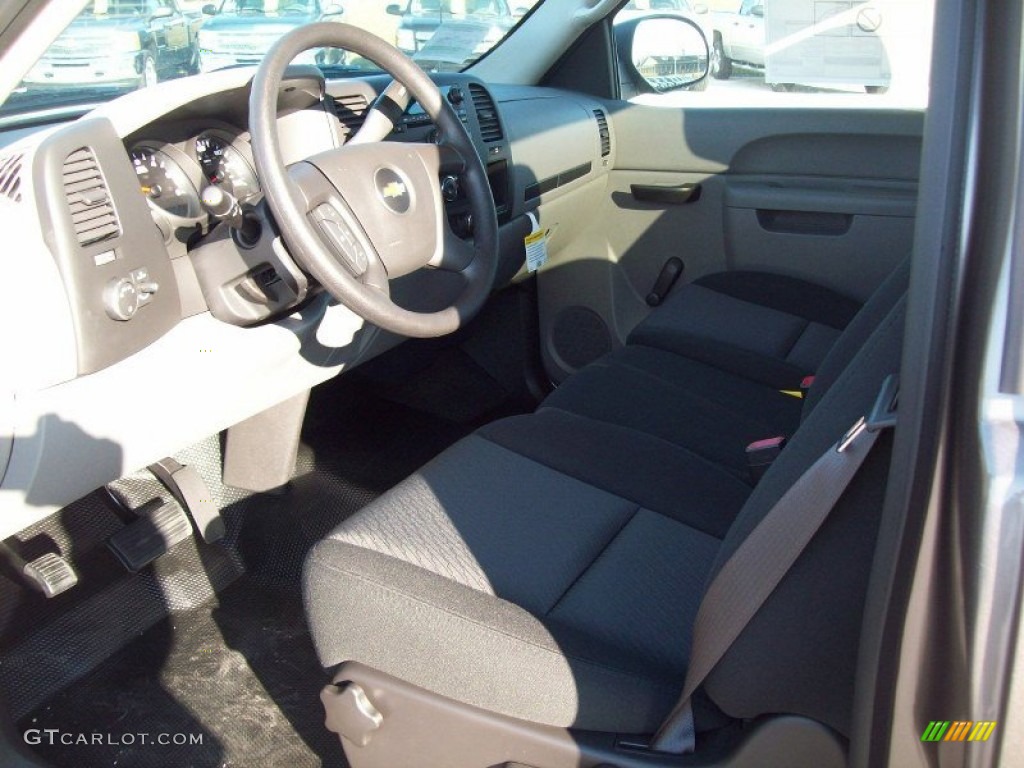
[{"x1": 525, "y1": 228, "x2": 548, "y2": 272}]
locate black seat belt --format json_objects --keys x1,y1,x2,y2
[{"x1": 651, "y1": 375, "x2": 900, "y2": 754}]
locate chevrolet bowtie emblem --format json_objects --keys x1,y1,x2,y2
[{"x1": 375, "y1": 168, "x2": 411, "y2": 213}]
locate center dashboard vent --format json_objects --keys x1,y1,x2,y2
[
  {"x1": 593, "y1": 109, "x2": 611, "y2": 157},
  {"x1": 63, "y1": 147, "x2": 120, "y2": 247},
  {"x1": 332, "y1": 93, "x2": 369, "y2": 140},
  {"x1": 468, "y1": 83, "x2": 503, "y2": 143},
  {"x1": 0, "y1": 152, "x2": 24, "y2": 203}
]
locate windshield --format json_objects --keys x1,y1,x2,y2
[
  {"x1": 217, "y1": 0, "x2": 319, "y2": 15},
  {"x1": 79, "y1": 1, "x2": 163, "y2": 17},
  {"x1": 0, "y1": 0, "x2": 539, "y2": 121},
  {"x1": 407, "y1": 0, "x2": 509, "y2": 18},
  {"x1": 621, "y1": 0, "x2": 693, "y2": 11}
]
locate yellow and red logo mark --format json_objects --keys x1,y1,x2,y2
[{"x1": 921, "y1": 721, "x2": 997, "y2": 742}]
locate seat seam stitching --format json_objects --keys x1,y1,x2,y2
[
  {"x1": 587, "y1": 355, "x2": 791, "y2": 435},
  {"x1": 478, "y1": 425, "x2": 744, "y2": 535},
  {"x1": 543, "y1": 504, "x2": 642, "y2": 618},
  {"x1": 309, "y1": 547, "x2": 682, "y2": 693},
  {"x1": 779, "y1": 318, "x2": 811, "y2": 360},
  {"x1": 633, "y1": 328, "x2": 803, "y2": 369},
  {"x1": 696, "y1": 277, "x2": 858, "y2": 329},
  {"x1": 527, "y1": 406, "x2": 752, "y2": 488}
]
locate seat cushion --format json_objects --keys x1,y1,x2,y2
[
  {"x1": 543, "y1": 265, "x2": 909, "y2": 478},
  {"x1": 304, "y1": 414, "x2": 749, "y2": 733},
  {"x1": 542, "y1": 345, "x2": 803, "y2": 479},
  {"x1": 629, "y1": 271, "x2": 862, "y2": 389}
]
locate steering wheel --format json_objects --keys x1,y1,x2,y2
[{"x1": 249, "y1": 23, "x2": 498, "y2": 337}]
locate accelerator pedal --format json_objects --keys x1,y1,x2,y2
[{"x1": 149, "y1": 458, "x2": 225, "y2": 543}]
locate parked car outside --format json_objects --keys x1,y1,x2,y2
[
  {"x1": 709, "y1": 0, "x2": 763, "y2": 78},
  {"x1": 21, "y1": 0, "x2": 203, "y2": 91},
  {"x1": 197, "y1": 0, "x2": 344, "y2": 72},
  {"x1": 386, "y1": 0, "x2": 520, "y2": 70}
]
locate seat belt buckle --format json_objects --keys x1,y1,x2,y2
[
  {"x1": 746, "y1": 436, "x2": 786, "y2": 483},
  {"x1": 801, "y1": 375, "x2": 816, "y2": 391}
]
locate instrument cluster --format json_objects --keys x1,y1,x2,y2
[{"x1": 127, "y1": 125, "x2": 261, "y2": 229}]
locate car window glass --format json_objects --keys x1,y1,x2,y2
[
  {"x1": 615, "y1": 0, "x2": 934, "y2": 110},
  {"x1": 0, "y1": 0, "x2": 542, "y2": 122}
]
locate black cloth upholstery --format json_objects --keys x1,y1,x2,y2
[
  {"x1": 542, "y1": 345, "x2": 802, "y2": 478},
  {"x1": 628, "y1": 272, "x2": 863, "y2": 389},
  {"x1": 305, "y1": 424, "x2": 740, "y2": 733},
  {"x1": 541, "y1": 261, "x2": 910, "y2": 478},
  {"x1": 693, "y1": 271, "x2": 861, "y2": 329},
  {"x1": 303, "y1": 263, "x2": 909, "y2": 742},
  {"x1": 802, "y1": 257, "x2": 910, "y2": 415}
]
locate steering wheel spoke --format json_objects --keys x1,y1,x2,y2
[
  {"x1": 348, "y1": 80, "x2": 411, "y2": 145},
  {"x1": 288, "y1": 161, "x2": 389, "y2": 292}
]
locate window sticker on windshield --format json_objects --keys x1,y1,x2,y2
[
  {"x1": 524, "y1": 212, "x2": 548, "y2": 272},
  {"x1": 414, "y1": 22, "x2": 493, "y2": 66}
]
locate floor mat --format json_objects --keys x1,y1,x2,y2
[
  {"x1": 20, "y1": 580, "x2": 346, "y2": 768},
  {"x1": 0, "y1": 492, "x2": 242, "y2": 722}
]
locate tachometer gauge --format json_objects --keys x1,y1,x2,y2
[
  {"x1": 130, "y1": 145, "x2": 201, "y2": 219},
  {"x1": 195, "y1": 134, "x2": 260, "y2": 201}
]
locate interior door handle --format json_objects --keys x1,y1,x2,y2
[{"x1": 630, "y1": 183, "x2": 702, "y2": 205}]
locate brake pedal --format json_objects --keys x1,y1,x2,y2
[
  {"x1": 108, "y1": 499, "x2": 193, "y2": 572},
  {"x1": 0, "y1": 543, "x2": 78, "y2": 598}
]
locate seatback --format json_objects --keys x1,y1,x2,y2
[
  {"x1": 802, "y1": 257, "x2": 910, "y2": 418},
  {"x1": 702, "y1": 294, "x2": 907, "y2": 736}
]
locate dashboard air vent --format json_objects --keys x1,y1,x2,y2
[
  {"x1": 0, "y1": 152, "x2": 23, "y2": 203},
  {"x1": 63, "y1": 147, "x2": 120, "y2": 247},
  {"x1": 469, "y1": 84, "x2": 503, "y2": 142},
  {"x1": 593, "y1": 109, "x2": 611, "y2": 157},
  {"x1": 333, "y1": 93, "x2": 369, "y2": 140}
]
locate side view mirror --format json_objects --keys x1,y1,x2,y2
[
  {"x1": 201, "y1": 4, "x2": 218, "y2": 14},
  {"x1": 620, "y1": 15, "x2": 710, "y2": 93},
  {"x1": 513, "y1": 6, "x2": 530, "y2": 16},
  {"x1": 750, "y1": 4, "x2": 764, "y2": 17},
  {"x1": 386, "y1": 4, "x2": 404, "y2": 15},
  {"x1": 322, "y1": 4, "x2": 343, "y2": 16},
  {"x1": 151, "y1": 6, "x2": 174, "y2": 19}
]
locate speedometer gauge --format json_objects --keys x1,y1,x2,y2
[
  {"x1": 195, "y1": 134, "x2": 260, "y2": 201},
  {"x1": 130, "y1": 145, "x2": 201, "y2": 219}
]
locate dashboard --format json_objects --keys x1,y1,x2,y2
[{"x1": 0, "y1": 64, "x2": 616, "y2": 539}]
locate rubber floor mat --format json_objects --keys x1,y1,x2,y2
[{"x1": 20, "y1": 580, "x2": 346, "y2": 768}]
